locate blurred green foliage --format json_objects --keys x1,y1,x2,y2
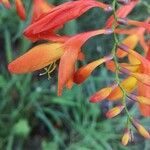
[{"x1": 0, "y1": 0, "x2": 150, "y2": 150}]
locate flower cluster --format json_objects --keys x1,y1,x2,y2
[{"x1": 2, "y1": 0, "x2": 150, "y2": 145}]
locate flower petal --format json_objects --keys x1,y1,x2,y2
[
  {"x1": 8, "y1": 43, "x2": 63, "y2": 73},
  {"x1": 73, "y1": 55, "x2": 113, "y2": 84},
  {"x1": 57, "y1": 29, "x2": 111, "y2": 96},
  {"x1": 24, "y1": 0, "x2": 111, "y2": 40}
]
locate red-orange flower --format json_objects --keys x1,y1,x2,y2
[{"x1": 24, "y1": 0, "x2": 112, "y2": 42}]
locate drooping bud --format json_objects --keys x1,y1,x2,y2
[
  {"x1": 132, "y1": 119, "x2": 150, "y2": 139},
  {"x1": 106, "y1": 105, "x2": 125, "y2": 118},
  {"x1": 129, "y1": 94, "x2": 150, "y2": 106},
  {"x1": 122, "y1": 128, "x2": 131, "y2": 146},
  {"x1": 90, "y1": 84, "x2": 117, "y2": 103}
]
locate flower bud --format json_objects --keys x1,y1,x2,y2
[
  {"x1": 132, "y1": 119, "x2": 150, "y2": 139},
  {"x1": 106, "y1": 105, "x2": 125, "y2": 118},
  {"x1": 122, "y1": 128, "x2": 131, "y2": 146}
]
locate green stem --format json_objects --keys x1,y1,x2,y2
[{"x1": 111, "y1": 0, "x2": 132, "y2": 121}]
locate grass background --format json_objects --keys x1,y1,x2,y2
[{"x1": 0, "y1": 0, "x2": 150, "y2": 149}]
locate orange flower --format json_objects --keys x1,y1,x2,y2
[
  {"x1": 24, "y1": 0, "x2": 112, "y2": 42},
  {"x1": 58, "y1": 29, "x2": 112, "y2": 96},
  {"x1": 106, "y1": 105, "x2": 125, "y2": 118},
  {"x1": 73, "y1": 55, "x2": 113, "y2": 84},
  {"x1": 15, "y1": 0, "x2": 26, "y2": 20},
  {"x1": 8, "y1": 29, "x2": 113, "y2": 96}
]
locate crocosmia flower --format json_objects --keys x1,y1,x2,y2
[{"x1": 6, "y1": 0, "x2": 150, "y2": 145}]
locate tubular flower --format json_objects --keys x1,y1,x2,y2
[
  {"x1": 8, "y1": 28, "x2": 113, "y2": 95},
  {"x1": 24, "y1": 0, "x2": 112, "y2": 41},
  {"x1": 15, "y1": 0, "x2": 26, "y2": 20},
  {"x1": 105, "y1": 105, "x2": 125, "y2": 118},
  {"x1": 57, "y1": 29, "x2": 113, "y2": 96},
  {"x1": 73, "y1": 55, "x2": 113, "y2": 84},
  {"x1": 0, "y1": 0, "x2": 11, "y2": 8}
]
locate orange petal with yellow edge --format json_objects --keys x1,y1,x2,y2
[
  {"x1": 108, "y1": 76, "x2": 137, "y2": 101},
  {"x1": 73, "y1": 55, "x2": 113, "y2": 84},
  {"x1": 8, "y1": 43, "x2": 63, "y2": 74}
]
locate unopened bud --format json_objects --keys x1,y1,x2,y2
[
  {"x1": 106, "y1": 105, "x2": 125, "y2": 118},
  {"x1": 132, "y1": 119, "x2": 150, "y2": 139},
  {"x1": 122, "y1": 128, "x2": 131, "y2": 146},
  {"x1": 129, "y1": 94, "x2": 150, "y2": 105}
]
